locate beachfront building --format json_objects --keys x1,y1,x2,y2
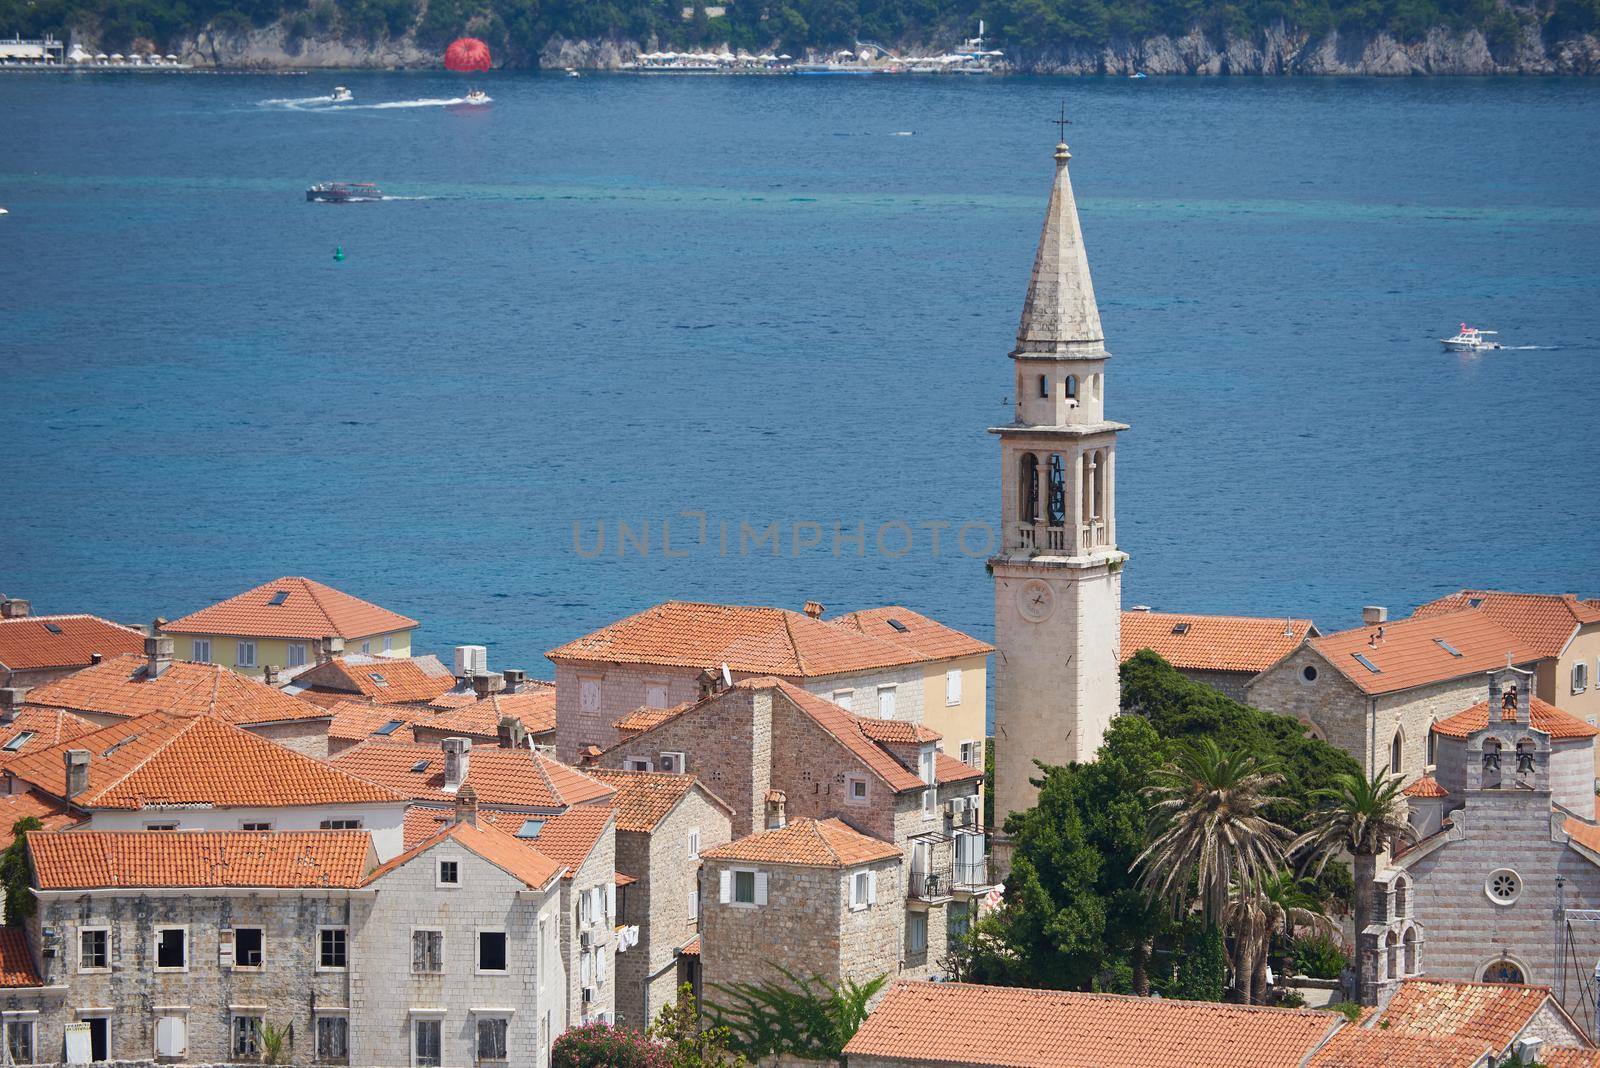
[
  {"x1": 160, "y1": 576, "x2": 418, "y2": 677},
  {"x1": 1120, "y1": 609, "x2": 1317, "y2": 702},
  {"x1": 546, "y1": 600, "x2": 989, "y2": 762},
  {"x1": 0, "y1": 603, "x2": 145, "y2": 690},
  {"x1": 988, "y1": 137, "x2": 1127, "y2": 829},
  {"x1": 1246, "y1": 607, "x2": 1540, "y2": 780}
]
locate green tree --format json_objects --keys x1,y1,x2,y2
[
  {"x1": 706, "y1": 966, "x2": 885, "y2": 1063},
  {"x1": 648, "y1": 983, "x2": 746, "y2": 1067},
  {"x1": 0, "y1": 818, "x2": 42, "y2": 925},
  {"x1": 1169, "y1": 919, "x2": 1227, "y2": 1002}
]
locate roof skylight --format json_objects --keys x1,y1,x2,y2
[{"x1": 1352, "y1": 652, "x2": 1382, "y2": 674}]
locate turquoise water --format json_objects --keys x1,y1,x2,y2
[{"x1": 2, "y1": 71, "x2": 1597, "y2": 672}]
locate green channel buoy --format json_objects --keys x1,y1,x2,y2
[{"x1": 334, "y1": 245, "x2": 345, "y2": 262}]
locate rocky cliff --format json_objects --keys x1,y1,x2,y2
[{"x1": 170, "y1": 20, "x2": 1599, "y2": 73}]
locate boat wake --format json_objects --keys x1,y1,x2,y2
[
  {"x1": 258, "y1": 94, "x2": 342, "y2": 107},
  {"x1": 324, "y1": 97, "x2": 476, "y2": 110}
]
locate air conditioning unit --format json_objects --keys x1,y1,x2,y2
[
  {"x1": 580, "y1": 931, "x2": 593, "y2": 949},
  {"x1": 945, "y1": 799, "x2": 961, "y2": 818},
  {"x1": 454, "y1": 645, "x2": 488, "y2": 677},
  {"x1": 658, "y1": 752, "x2": 684, "y2": 774}
]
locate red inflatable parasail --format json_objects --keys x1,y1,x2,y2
[{"x1": 444, "y1": 37, "x2": 492, "y2": 72}]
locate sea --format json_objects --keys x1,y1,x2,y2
[{"x1": 2, "y1": 71, "x2": 1597, "y2": 679}]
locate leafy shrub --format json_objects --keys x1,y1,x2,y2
[
  {"x1": 1273, "y1": 988, "x2": 1307, "y2": 1008},
  {"x1": 1291, "y1": 933, "x2": 1349, "y2": 980},
  {"x1": 1329, "y1": 1001, "x2": 1364, "y2": 1022},
  {"x1": 551, "y1": 1022, "x2": 666, "y2": 1068}
]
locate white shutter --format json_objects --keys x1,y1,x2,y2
[
  {"x1": 868, "y1": 871, "x2": 877, "y2": 904},
  {"x1": 580, "y1": 950, "x2": 592, "y2": 986},
  {"x1": 754, "y1": 871, "x2": 768, "y2": 906},
  {"x1": 946, "y1": 669, "x2": 961, "y2": 705},
  {"x1": 597, "y1": 948, "x2": 608, "y2": 982},
  {"x1": 156, "y1": 1016, "x2": 186, "y2": 1057},
  {"x1": 719, "y1": 869, "x2": 732, "y2": 904},
  {"x1": 605, "y1": 882, "x2": 616, "y2": 923},
  {"x1": 689, "y1": 888, "x2": 699, "y2": 920},
  {"x1": 878, "y1": 687, "x2": 896, "y2": 719}
]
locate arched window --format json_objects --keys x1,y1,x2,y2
[
  {"x1": 1481, "y1": 958, "x2": 1525, "y2": 984},
  {"x1": 1065, "y1": 375, "x2": 1078, "y2": 399},
  {"x1": 1426, "y1": 724, "x2": 1437, "y2": 767},
  {"x1": 1515, "y1": 738, "x2": 1535, "y2": 774},
  {"x1": 1093, "y1": 373, "x2": 1103, "y2": 399},
  {"x1": 1482, "y1": 738, "x2": 1502, "y2": 787},
  {"x1": 1394, "y1": 876, "x2": 1410, "y2": 918},
  {"x1": 1390, "y1": 729, "x2": 1404, "y2": 775},
  {"x1": 1046, "y1": 454, "x2": 1066, "y2": 527},
  {"x1": 1038, "y1": 374, "x2": 1049, "y2": 399},
  {"x1": 1091, "y1": 450, "x2": 1105, "y2": 522},
  {"x1": 1081, "y1": 453, "x2": 1093, "y2": 524},
  {"x1": 1404, "y1": 926, "x2": 1421, "y2": 974},
  {"x1": 1020, "y1": 454, "x2": 1039, "y2": 524},
  {"x1": 1385, "y1": 931, "x2": 1400, "y2": 980}
]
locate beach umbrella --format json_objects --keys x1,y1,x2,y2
[{"x1": 444, "y1": 37, "x2": 492, "y2": 72}]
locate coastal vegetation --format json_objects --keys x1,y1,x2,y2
[{"x1": 4, "y1": 0, "x2": 1595, "y2": 65}]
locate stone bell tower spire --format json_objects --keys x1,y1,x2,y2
[{"x1": 991, "y1": 131, "x2": 1128, "y2": 830}]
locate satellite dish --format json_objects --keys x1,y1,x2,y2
[{"x1": 720, "y1": 663, "x2": 732, "y2": 687}]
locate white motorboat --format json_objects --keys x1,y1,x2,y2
[
  {"x1": 331, "y1": 85, "x2": 353, "y2": 102},
  {"x1": 463, "y1": 89, "x2": 491, "y2": 105},
  {"x1": 1440, "y1": 323, "x2": 1502, "y2": 351}
]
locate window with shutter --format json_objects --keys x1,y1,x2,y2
[
  {"x1": 946, "y1": 669, "x2": 962, "y2": 705},
  {"x1": 878, "y1": 686, "x2": 897, "y2": 719},
  {"x1": 155, "y1": 1017, "x2": 186, "y2": 1058},
  {"x1": 754, "y1": 871, "x2": 768, "y2": 906},
  {"x1": 689, "y1": 888, "x2": 699, "y2": 920},
  {"x1": 579, "y1": 678, "x2": 602, "y2": 713},
  {"x1": 868, "y1": 870, "x2": 878, "y2": 904},
  {"x1": 719, "y1": 869, "x2": 732, "y2": 903}
]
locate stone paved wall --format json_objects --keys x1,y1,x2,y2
[
  {"x1": 837, "y1": 857, "x2": 906, "y2": 989},
  {"x1": 797, "y1": 664, "x2": 925, "y2": 725},
  {"x1": 554, "y1": 662, "x2": 705, "y2": 760},
  {"x1": 702, "y1": 860, "x2": 847, "y2": 991},
  {"x1": 556, "y1": 818, "x2": 618, "y2": 1030},
  {"x1": 243, "y1": 718, "x2": 330, "y2": 759}
]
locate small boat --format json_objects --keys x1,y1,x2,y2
[
  {"x1": 331, "y1": 85, "x2": 353, "y2": 101},
  {"x1": 1129, "y1": 71, "x2": 1147, "y2": 78},
  {"x1": 306, "y1": 181, "x2": 383, "y2": 203},
  {"x1": 1440, "y1": 323, "x2": 1502, "y2": 351},
  {"x1": 463, "y1": 89, "x2": 491, "y2": 104},
  {"x1": 566, "y1": 68, "x2": 580, "y2": 77}
]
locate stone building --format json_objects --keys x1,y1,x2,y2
[
  {"x1": 586, "y1": 769, "x2": 735, "y2": 1030},
  {"x1": 0, "y1": 609, "x2": 144, "y2": 690},
  {"x1": 699, "y1": 819, "x2": 903, "y2": 994},
  {"x1": 546, "y1": 599, "x2": 989, "y2": 761},
  {"x1": 1, "y1": 711, "x2": 412, "y2": 859},
  {"x1": 1362, "y1": 665, "x2": 1600, "y2": 1019},
  {"x1": 1120, "y1": 610, "x2": 1317, "y2": 702},
  {"x1": 160, "y1": 575, "x2": 418, "y2": 678},
  {"x1": 355, "y1": 801, "x2": 567, "y2": 1068},
  {"x1": 1246, "y1": 608, "x2": 1539, "y2": 780},
  {"x1": 989, "y1": 137, "x2": 1128, "y2": 830},
  {"x1": 22, "y1": 829, "x2": 375, "y2": 1064}
]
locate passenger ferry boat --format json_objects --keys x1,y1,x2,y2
[
  {"x1": 1440, "y1": 324, "x2": 1502, "y2": 351},
  {"x1": 306, "y1": 181, "x2": 383, "y2": 203}
]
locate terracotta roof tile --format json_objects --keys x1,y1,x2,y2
[
  {"x1": 364, "y1": 818, "x2": 562, "y2": 890},
  {"x1": 25, "y1": 654, "x2": 330, "y2": 725},
  {"x1": 1415, "y1": 590, "x2": 1600, "y2": 658},
  {"x1": 763, "y1": 681, "x2": 926, "y2": 793},
  {"x1": 326, "y1": 700, "x2": 420, "y2": 744},
  {"x1": 679, "y1": 935, "x2": 700, "y2": 956},
  {"x1": 547, "y1": 600, "x2": 931, "y2": 677},
  {"x1": 6, "y1": 713, "x2": 404, "y2": 809},
  {"x1": 404, "y1": 805, "x2": 453, "y2": 849},
  {"x1": 587, "y1": 768, "x2": 703, "y2": 832},
  {"x1": 0, "y1": 707, "x2": 98, "y2": 757},
  {"x1": 28, "y1": 829, "x2": 373, "y2": 889},
  {"x1": 828, "y1": 607, "x2": 993, "y2": 661},
  {"x1": 1562, "y1": 818, "x2": 1600, "y2": 854},
  {"x1": 936, "y1": 751, "x2": 985, "y2": 785},
  {"x1": 1375, "y1": 978, "x2": 1556, "y2": 1047},
  {"x1": 0, "y1": 615, "x2": 146, "y2": 673},
  {"x1": 1545, "y1": 1049, "x2": 1600, "y2": 1067},
  {"x1": 330, "y1": 741, "x2": 615, "y2": 809},
  {"x1": 842, "y1": 981, "x2": 1343, "y2": 1068},
  {"x1": 615, "y1": 703, "x2": 695, "y2": 736},
  {"x1": 291, "y1": 655, "x2": 456, "y2": 705},
  {"x1": 1432, "y1": 696, "x2": 1598, "y2": 740},
  {"x1": 858, "y1": 719, "x2": 942, "y2": 744},
  {"x1": 0, "y1": 789, "x2": 78, "y2": 847},
  {"x1": 163, "y1": 576, "x2": 417, "y2": 641},
  {"x1": 482, "y1": 804, "x2": 612, "y2": 878},
  {"x1": 1305, "y1": 1027, "x2": 1490, "y2": 1067},
  {"x1": 700, "y1": 817, "x2": 898, "y2": 868},
  {"x1": 1402, "y1": 775, "x2": 1449, "y2": 798},
  {"x1": 1309, "y1": 611, "x2": 1539, "y2": 696},
  {"x1": 0, "y1": 928, "x2": 42, "y2": 987},
  {"x1": 615, "y1": 870, "x2": 635, "y2": 886},
  {"x1": 1122, "y1": 611, "x2": 1315, "y2": 673},
  {"x1": 422, "y1": 687, "x2": 557, "y2": 739}
]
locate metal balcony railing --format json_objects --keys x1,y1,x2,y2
[
  {"x1": 952, "y1": 859, "x2": 991, "y2": 889},
  {"x1": 908, "y1": 867, "x2": 948, "y2": 900}
]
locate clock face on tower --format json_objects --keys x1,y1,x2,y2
[{"x1": 1016, "y1": 579, "x2": 1055, "y2": 623}]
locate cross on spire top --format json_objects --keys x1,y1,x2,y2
[{"x1": 1053, "y1": 102, "x2": 1071, "y2": 142}]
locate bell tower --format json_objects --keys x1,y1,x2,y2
[{"x1": 991, "y1": 134, "x2": 1128, "y2": 828}]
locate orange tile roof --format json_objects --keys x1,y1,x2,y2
[
  {"x1": 1305, "y1": 1027, "x2": 1490, "y2": 1067},
  {"x1": 330, "y1": 740, "x2": 615, "y2": 809},
  {"x1": 1121, "y1": 611, "x2": 1315, "y2": 673},
  {"x1": 24, "y1": 654, "x2": 330, "y2": 725},
  {"x1": 679, "y1": 935, "x2": 700, "y2": 956},
  {"x1": 0, "y1": 928, "x2": 42, "y2": 988},
  {"x1": 0, "y1": 789, "x2": 78, "y2": 847},
  {"x1": 364, "y1": 818, "x2": 563, "y2": 890},
  {"x1": 828, "y1": 606, "x2": 993, "y2": 661},
  {"x1": 615, "y1": 702, "x2": 695, "y2": 736},
  {"x1": 1432, "y1": 696, "x2": 1598, "y2": 740},
  {"x1": 1415, "y1": 590, "x2": 1600, "y2": 658},
  {"x1": 936, "y1": 751, "x2": 985, "y2": 785},
  {"x1": 162, "y1": 576, "x2": 417, "y2": 640},
  {"x1": 0, "y1": 707, "x2": 98, "y2": 756},
  {"x1": 1375, "y1": 978, "x2": 1560, "y2": 1048},
  {"x1": 858, "y1": 719, "x2": 942, "y2": 744},
  {"x1": 587, "y1": 768, "x2": 724, "y2": 832},
  {"x1": 764, "y1": 681, "x2": 927, "y2": 793},
  {"x1": 547, "y1": 600, "x2": 931, "y2": 677},
  {"x1": 422, "y1": 687, "x2": 557, "y2": 739},
  {"x1": 1402, "y1": 775, "x2": 1449, "y2": 798},
  {"x1": 404, "y1": 805, "x2": 453, "y2": 848},
  {"x1": 1546, "y1": 1049, "x2": 1600, "y2": 1067},
  {"x1": 842, "y1": 981, "x2": 1343, "y2": 1068},
  {"x1": 615, "y1": 870, "x2": 636, "y2": 886},
  {"x1": 1563, "y1": 818, "x2": 1600, "y2": 854},
  {"x1": 0, "y1": 615, "x2": 146, "y2": 672},
  {"x1": 483, "y1": 804, "x2": 612, "y2": 878},
  {"x1": 326, "y1": 700, "x2": 421, "y2": 744},
  {"x1": 28, "y1": 830, "x2": 373, "y2": 889},
  {"x1": 6, "y1": 713, "x2": 405, "y2": 809},
  {"x1": 700, "y1": 817, "x2": 898, "y2": 868},
  {"x1": 293, "y1": 656, "x2": 456, "y2": 705},
  {"x1": 1309, "y1": 610, "x2": 1539, "y2": 696}
]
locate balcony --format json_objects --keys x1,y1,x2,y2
[
  {"x1": 908, "y1": 867, "x2": 952, "y2": 903},
  {"x1": 952, "y1": 859, "x2": 993, "y2": 891}
]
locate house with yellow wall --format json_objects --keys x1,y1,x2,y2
[{"x1": 160, "y1": 576, "x2": 418, "y2": 678}]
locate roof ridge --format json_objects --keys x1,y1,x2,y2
[
  {"x1": 780, "y1": 611, "x2": 808, "y2": 674},
  {"x1": 529, "y1": 751, "x2": 563, "y2": 806},
  {"x1": 79, "y1": 713, "x2": 195, "y2": 806},
  {"x1": 294, "y1": 577, "x2": 340, "y2": 635}
]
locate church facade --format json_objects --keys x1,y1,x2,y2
[{"x1": 990, "y1": 138, "x2": 1128, "y2": 828}]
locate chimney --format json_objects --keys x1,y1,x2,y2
[
  {"x1": 471, "y1": 672, "x2": 505, "y2": 699},
  {"x1": 263, "y1": 665, "x2": 279, "y2": 686},
  {"x1": 442, "y1": 737, "x2": 471, "y2": 790},
  {"x1": 144, "y1": 635, "x2": 174, "y2": 679},
  {"x1": 765, "y1": 790, "x2": 787, "y2": 829},
  {"x1": 496, "y1": 715, "x2": 527, "y2": 750},
  {"x1": 64, "y1": 750, "x2": 90, "y2": 802},
  {"x1": 1362, "y1": 606, "x2": 1388, "y2": 627},
  {"x1": 501, "y1": 668, "x2": 527, "y2": 692},
  {"x1": 89, "y1": 652, "x2": 103, "y2": 665},
  {"x1": 453, "y1": 783, "x2": 479, "y2": 828},
  {"x1": 0, "y1": 598, "x2": 30, "y2": 620},
  {"x1": 802, "y1": 601, "x2": 825, "y2": 619},
  {"x1": 0, "y1": 688, "x2": 28, "y2": 716}
]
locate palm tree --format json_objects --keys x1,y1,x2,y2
[
  {"x1": 1136, "y1": 739, "x2": 1297, "y2": 927},
  {"x1": 1227, "y1": 872, "x2": 1331, "y2": 1004}
]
